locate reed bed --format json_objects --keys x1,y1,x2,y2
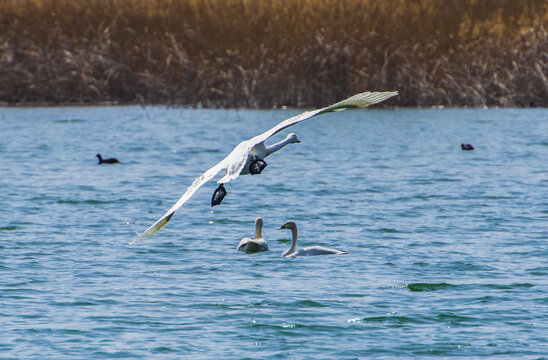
[{"x1": 1, "y1": 0, "x2": 547, "y2": 107}]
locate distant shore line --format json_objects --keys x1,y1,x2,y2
[{"x1": 1, "y1": 101, "x2": 543, "y2": 109}]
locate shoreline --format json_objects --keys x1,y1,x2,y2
[{"x1": 0, "y1": 101, "x2": 544, "y2": 109}]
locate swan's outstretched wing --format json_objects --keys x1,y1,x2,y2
[
  {"x1": 131, "y1": 137, "x2": 257, "y2": 244},
  {"x1": 216, "y1": 91, "x2": 398, "y2": 182},
  {"x1": 249, "y1": 91, "x2": 398, "y2": 147},
  {"x1": 130, "y1": 157, "x2": 230, "y2": 245}
]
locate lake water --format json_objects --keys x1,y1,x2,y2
[{"x1": 0, "y1": 105, "x2": 547, "y2": 359}]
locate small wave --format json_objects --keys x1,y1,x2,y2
[
  {"x1": 293, "y1": 299, "x2": 328, "y2": 308},
  {"x1": 533, "y1": 297, "x2": 548, "y2": 304},
  {"x1": 56, "y1": 200, "x2": 81, "y2": 205},
  {"x1": 57, "y1": 199, "x2": 128, "y2": 205},
  {"x1": 1, "y1": 226, "x2": 16, "y2": 231},
  {"x1": 249, "y1": 322, "x2": 303, "y2": 330},
  {"x1": 365, "y1": 188, "x2": 383, "y2": 193},
  {"x1": 349, "y1": 312, "x2": 476, "y2": 328},
  {"x1": 436, "y1": 313, "x2": 476, "y2": 323},
  {"x1": 405, "y1": 282, "x2": 535, "y2": 293},
  {"x1": 181, "y1": 147, "x2": 221, "y2": 154},
  {"x1": 249, "y1": 322, "x2": 345, "y2": 332},
  {"x1": 53, "y1": 301, "x2": 97, "y2": 307},
  {"x1": 483, "y1": 195, "x2": 518, "y2": 200},
  {"x1": 446, "y1": 261, "x2": 492, "y2": 272},
  {"x1": 152, "y1": 347, "x2": 177, "y2": 354},
  {"x1": 348, "y1": 313, "x2": 427, "y2": 325},
  {"x1": 250, "y1": 299, "x2": 328, "y2": 309},
  {"x1": 436, "y1": 178, "x2": 463, "y2": 182},
  {"x1": 55, "y1": 119, "x2": 86, "y2": 123},
  {"x1": 413, "y1": 342, "x2": 471, "y2": 355},
  {"x1": 341, "y1": 293, "x2": 366, "y2": 298},
  {"x1": 483, "y1": 283, "x2": 534, "y2": 290},
  {"x1": 377, "y1": 227, "x2": 403, "y2": 233},
  {"x1": 475, "y1": 295, "x2": 497, "y2": 303},
  {"x1": 20, "y1": 314, "x2": 45, "y2": 319},
  {"x1": 528, "y1": 267, "x2": 548, "y2": 276},
  {"x1": 415, "y1": 194, "x2": 446, "y2": 199},
  {"x1": 406, "y1": 282, "x2": 458, "y2": 292},
  {"x1": 410, "y1": 179, "x2": 435, "y2": 185},
  {"x1": 59, "y1": 329, "x2": 89, "y2": 335}
]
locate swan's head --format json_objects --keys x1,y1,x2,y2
[
  {"x1": 286, "y1": 133, "x2": 300, "y2": 144},
  {"x1": 278, "y1": 220, "x2": 297, "y2": 230},
  {"x1": 255, "y1": 216, "x2": 263, "y2": 228},
  {"x1": 96, "y1": 154, "x2": 101, "y2": 158}
]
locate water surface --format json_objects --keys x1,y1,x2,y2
[{"x1": 0, "y1": 106, "x2": 547, "y2": 359}]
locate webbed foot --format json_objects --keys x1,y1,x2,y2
[
  {"x1": 249, "y1": 159, "x2": 267, "y2": 175},
  {"x1": 211, "y1": 183, "x2": 227, "y2": 206}
]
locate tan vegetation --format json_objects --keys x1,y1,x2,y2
[{"x1": 1, "y1": 0, "x2": 547, "y2": 107}]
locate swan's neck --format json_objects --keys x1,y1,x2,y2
[
  {"x1": 255, "y1": 223, "x2": 262, "y2": 239},
  {"x1": 265, "y1": 137, "x2": 294, "y2": 157},
  {"x1": 286, "y1": 227, "x2": 298, "y2": 255}
]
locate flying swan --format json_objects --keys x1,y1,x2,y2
[
  {"x1": 236, "y1": 217, "x2": 269, "y2": 253},
  {"x1": 130, "y1": 91, "x2": 398, "y2": 245},
  {"x1": 279, "y1": 221, "x2": 348, "y2": 256}
]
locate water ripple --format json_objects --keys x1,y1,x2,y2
[{"x1": 1, "y1": 106, "x2": 546, "y2": 359}]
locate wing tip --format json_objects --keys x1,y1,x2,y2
[
  {"x1": 129, "y1": 212, "x2": 175, "y2": 245},
  {"x1": 329, "y1": 90, "x2": 399, "y2": 111},
  {"x1": 129, "y1": 235, "x2": 142, "y2": 245}
]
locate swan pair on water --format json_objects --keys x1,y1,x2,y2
[
  {"x1": 237, "y1": 217, "x2": 347, "y2": 257},
  {"x1": 131, "y1": 91, "x2": 398, "y2": 245}
]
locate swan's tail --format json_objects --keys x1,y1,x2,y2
[{"x1": 329, "y1": 91, "x2": 398, "y2": 112}]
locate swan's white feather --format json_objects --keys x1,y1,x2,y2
[
  {"x1": 250, "y1": 91, "x2": 399, "y2": 144},
  {"x1": 236, "y1": 216, "x2": 268, "y2": 253},
  {"x1": 237, "y1": 238, "x2": 269, "y2": 253},
  {"x1": 280, "y1": 221, "x2": 348, "y2": 257},
  {"x1": 287, "y1": 246, "x2": 348, "y2": 257},
  {"x1": 131, "y1": 91, "x2": 398, "y2": 244},
  {"x1": 129, "y1": 158, "x2": 228, "y2": 244}
]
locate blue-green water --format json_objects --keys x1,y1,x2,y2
[{"x1": 0, "y1": 106, "x2": 547, "y2": 359}]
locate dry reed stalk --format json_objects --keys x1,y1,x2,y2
[{"x1": 0, "y1": 0, "x2": 546, "y2": 106}]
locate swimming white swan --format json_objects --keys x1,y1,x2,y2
[
  {"x1": 236, "y1": 217, "x2": 269, "y2": 253},
  {"x1": 279, "y1": 221, "x2": 348, "y2": 257},
  {"x1": 131, "y1": 91, "x2": 398, "y2": 244}
]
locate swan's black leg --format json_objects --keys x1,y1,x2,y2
[
  {"x1": 211, "y1": 183, "x2": 227, "y2": 206},
  {"x1": 249, "y1": 158, "x2": 267, "y2": 175}
]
